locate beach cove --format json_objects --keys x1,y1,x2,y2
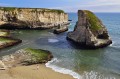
[{"x1": 0, "y1": 12, "x2": 120, "y2": 79}]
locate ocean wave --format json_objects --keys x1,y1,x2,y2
[
  {"x1": 82, "y1": 71, "x2": 116, "y2": 79},
  {"x1": 45, "y1": 58, "x2": 82, "y2": 79},
  {"x1": 46, "y1": 58, "x2": 117, "y2": 79}
]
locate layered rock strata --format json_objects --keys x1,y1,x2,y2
[
  {"x1": 0, "y1": 7, "x2": 69, "y2": 29},
  {"x1": 67, "y1": 10, "x2": 112, "y2": 48}
]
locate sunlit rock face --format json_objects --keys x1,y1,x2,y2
[
  {"x1": 0, "y1": 7, "x2": 69, "y2": 29},
  {"x1": 67, "y1": 10, "x2": 112, "y2": 49}
]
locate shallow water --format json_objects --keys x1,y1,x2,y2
[{"x1": 0, "y1": 13, "x2": 120, "y2": 79}]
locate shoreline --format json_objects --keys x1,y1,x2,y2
[
  {"x1": 0, "y1": 64, "x2": 74, "y2": 79},
  {"x1": 46, "y1": 58, "x2": 81, "y2": 79}
]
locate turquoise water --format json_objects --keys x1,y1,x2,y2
[{"x1": 0, "y1": 13, "x2": 120, "y2": 79}]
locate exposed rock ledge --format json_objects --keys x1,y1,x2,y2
[
  {"x1": 67, "y1": 10, "x2": 112, "y2": 49},
  {"x1": 0, "y1": 48, "x2": 53, "y2": 69},
  {"x1": 0, "y1": 30, "x2": 22, "y2": 49},
  {"x1": 0, "y1": 7, "x2": 69, "y2": 29}
]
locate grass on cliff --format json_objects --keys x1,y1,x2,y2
[
  {"x1": 31, "y1": 8, "x2": 64, "y2": 14},
  {"x1": 0, "y1": 7, "x2": 16, "y2": 11},
  {"x1": 25, "y1": 48, "x2": 51, "y2": 63},
  {"x1": 84, "y1": 10, "x2": 102, "y2": 31},
  {"x1": 0, "y1": 7, "x2": 65, "y2": 14}
]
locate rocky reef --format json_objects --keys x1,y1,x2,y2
[
  {"x1": 67, "y1": 10, "x2": 112, "y2": 49},
  {"x1": 0, "y1": 7, "x2": 69, "y2": 29},
  {"x1": 0, "y1": 48, "x2": 53, "y2": 69},
  {"x1": 0, "y1": 30, "x2": 22, "y2": 49}
]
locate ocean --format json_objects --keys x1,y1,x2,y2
[{"x1": 0, "y1": 13, "x2": 120, "y2": 79}]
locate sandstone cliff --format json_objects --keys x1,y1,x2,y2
[
  {"x1": 0, "y1": 7, "x2": 68, "y2": 29},
  {"x1": 67, "y1": 10, "x2": 112, "y2": 48}
]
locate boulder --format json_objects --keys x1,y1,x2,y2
[{"x1": 67, "y1": 10, "x2": 112, "y2": 49}]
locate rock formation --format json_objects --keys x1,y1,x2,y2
[
  {"x1": 0, "y1": 7, "x2": 69, "y2": 29},
  {"x1": 67, "y1": 10, "x2": 112, "y2": 48},
  {"x1": 53, "y1": 25, "x2": 68, "y2": 34},
  {"x1": 0, "y1": 30, "x2": 22, "y2": 49},
  {"x1": 0, "y1": 48, "x2": 53, "y2": 69}
]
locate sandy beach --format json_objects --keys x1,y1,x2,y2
[{"x1": 0, "y1": 64, "x2": 74, "y2": 79}]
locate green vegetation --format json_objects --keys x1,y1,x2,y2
[
  {"x1": 0, "y1": 30, "x2": 10, "y2": 37},
  {"x1": 48, "y1": 9, "x2": 64, "y2": 13},
  {"x1": 31, "y1": 8, "x2": 64, "y2": 14},
  {"x1": 25, "y1": 48, "x2": 52, "y2": 63},
  {"x1": 0, "y1": 37, "x2": 15, "y2": 43},
  {"x1": 0, "y1": 7, "x2": 16, "y2": 11},
  {"x1": 0, "y1": 7, "x2": 64, "y2": 14},
  {"x1": 84, "y1": 10, "x2": 102, "y2": 31}
]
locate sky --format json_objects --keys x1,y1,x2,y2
[{"x1": 0, "y1": 0, "x2": 120, "y2": 12}]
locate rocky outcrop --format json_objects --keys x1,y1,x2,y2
[
  {"x1": 53, "y1": 25, "x2": 68, "y2": 34},
  {"x1": 0, "y1": 7, "x2": 69, "y2": 29},
  {"x1": 67, "y1": 10, "x2": 112, "y2": 48},
  {"x1": 0, "y1": 30, "x2": 22, "y2": 49},
  {"x1": 0, "y1": 48, "x2": 53, "y2": 69}
]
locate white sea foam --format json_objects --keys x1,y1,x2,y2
[
  {"x1": 82, "y1": 71, "x2": 116, "y2": 79},
  {"x1": 48, "y1": 39, "x2": 59, "y2": 43},
  {"x1": 46, "y1": 58, "x2": 116, "y2": 79},
  {"x1": 110, "y1": 41, "x2": 115, "y2": 47},
  {"x1": 45, "y1": 58, "x2": 82, "y2": 79},
  {"x1": 109, "y1": 42, "x2": 120, "y2": 49}
]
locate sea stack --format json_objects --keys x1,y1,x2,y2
[
  {"x1": 67, "y1": 10, "x2": 112, "y2": 48},
  {"x1": 0, "y1": 7, "x2": 69, "y2": 29}
]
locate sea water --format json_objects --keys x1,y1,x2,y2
[{"x1": 0, "y1": 13, "x2": 120, "y2": 79}]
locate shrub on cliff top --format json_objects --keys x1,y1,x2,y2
[
  {"x1": 84, "y1": 10, "x2": 102, "y2": 31},
  {"x1": 0, "y1": 7, "x2": 16, "y2": 11}
]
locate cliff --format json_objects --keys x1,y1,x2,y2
[
  {"x1": 67, "y1": 10, "x2": 112, "y2": 48},
  {"x1": 0, "y1": 7, "x2": 69, "y2": 29}
]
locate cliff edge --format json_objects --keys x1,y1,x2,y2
[
  {"x1": 0, "y1": 7, "x2": 69, "y2": 29},
  {"x1": 67, "y1": 10, "x2": 112, "y2": 49}
]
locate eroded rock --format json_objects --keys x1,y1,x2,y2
[
  {"x1": 67, "y1": 10, "x2": 112, "y2": 49},
  {"x1": 0, "y1": 7, "x2": 69, "y2": 29},
  {"x1": 0, "y1": 30, "x2": 22, "y2": 49},
  {"x1": 0, "y1": 48, "x2": 53, "y2": 68}
]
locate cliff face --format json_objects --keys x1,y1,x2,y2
[
  {"x1": 67, "y1": 10, "x2": 112, "y2": 48},
  {"x1": 0, "y1": 7, "x2": 68, "y2": 29}
]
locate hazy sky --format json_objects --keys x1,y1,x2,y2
[{"x1": 0, "y1": 0, "x2": 120, "y2": 12}]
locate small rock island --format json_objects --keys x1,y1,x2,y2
[{"x1": 67, "y1": 10, "x2": 112, "y2": 48}]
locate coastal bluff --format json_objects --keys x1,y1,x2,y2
[
  {"x1": 67, "y1": 10, "x2": 112, "y2": 48},
  {"x1": 0, "y1": 7, "x2": 69, "y2": 29}
]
